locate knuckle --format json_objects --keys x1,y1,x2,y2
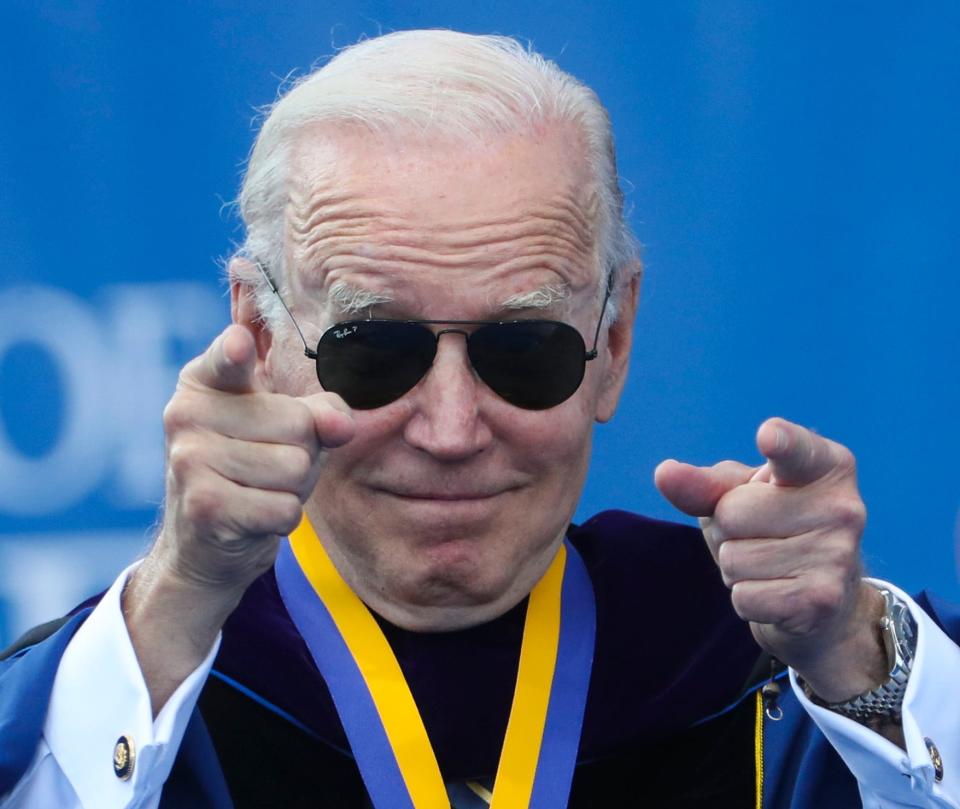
[
  {"x1": 174, "y1": 365, "x2": 193, "y2": 391},
  {"x1": 316, "y1": 391, "x2": 349, "y2": 412},
  {"x1": 835, "y1": 443, "x2": 857, "y2": 474},
  {"x1": 716, "y1": 541, "x2": 739, "y2": 585},
  {"x1": 830, "y1": 539, "x2": 861, "y2": 576},
  {"x1": 710, "y1": 497, "x2": 735, "y2": 534},
  {"x1": 778, "y1": 588, "x2": 816, "y2": 632},
  {"x1": 175, "y1": 360, "x2": 208, "y2": 395},
  {"x1": 166, "y1": 440, "x2": 197, "y2": 479},
  {"x1": 807, "y1": 576, "x2": 845, "y2": 618},
  {"x1": 833, "y1": 496, "x2": 867, "y2": 530},
  {"x1": 701, "y1": 518, "x2": 726, "y2": 549},
  {"x1": 290, "y1": 401, "x2": 317, "y2": 444},
  {"x1": 700, "y1": 522, "x2": 724, "y2": 564},
  {"x1": 272, "y1": 494, "x2": 304, "y2": 535},
  {"x1": 283, "y1": 445, "x2": 313, "y2": 483},
  {"x1": 182, "y1": 482, "x2": 220, "y2": 526},
  {"x1": 710, "y1": 485, "x2": 754, "y2": 539},
  {"x1": 162, "y1": 396, "x2": 192, "y2": 434},
  {"x1": 729, "y1": 583, "x2": 754, "y2": 620}
]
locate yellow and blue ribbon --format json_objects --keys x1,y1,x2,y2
[{"x1": 275, "y1": 515, "x2": 595, "y2": 809}]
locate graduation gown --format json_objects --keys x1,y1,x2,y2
[{"x1": 4, "y1": 511, "x2": 955, "y2": 807}]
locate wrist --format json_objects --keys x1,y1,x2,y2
[
  {"x1": 124, "y1": 556, "x2": 245, "y2": 649},
  {"x1": 792, "y1": 583, "x2": 888, "y2": 703},
  {"x1": 797, "y1": 585, "x2": 917, "y2": 736},
  {"x1": 122, "y1": 556, "x2": 243, "y2": 713}
]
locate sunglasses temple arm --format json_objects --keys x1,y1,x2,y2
[
  {"x1": 253, "y1": 261, "x2": 318, "y2": 359},
  {"x1": 585, "y1": 276, "x2": 614, "y2": 361}
]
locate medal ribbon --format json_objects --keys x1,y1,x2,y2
[{"x1": 275, "y1": 514, "x2": 595, "y2": 808}]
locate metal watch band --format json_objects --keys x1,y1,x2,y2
[
  {"x1": 827, "y1": 673, "x2": 909, "y2": 721},
  {"x1": 824, "y1": 587, "x2": 917, "y2": 722}
]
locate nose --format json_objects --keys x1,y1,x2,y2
[{"x1": 402, "y1": 330, "x2": 493, "y2": 461}]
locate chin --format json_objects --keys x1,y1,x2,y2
[
  {"x1": 377, "y1": 589, "x2": 524, "y2": 632},
  {"x1": 372, "y1": 538, "x2": 545, "y2": 631},
  {"x1": 402, "y1": 550, "x2": 502, "y2": 608}
]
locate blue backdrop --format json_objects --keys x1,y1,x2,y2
[{"x1": 1, "y1": 1, "x2": 958, "y2": 645}]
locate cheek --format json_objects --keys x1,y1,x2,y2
[
  {"x1": 495, "y1": 401, "x2": 595, "y2": 473},
  {"x1": 317, "y1": 402, "x2": 411, "y2": 475},
  {"x1": 316, "y1": 390, "x2": 594, "y2": 487}
]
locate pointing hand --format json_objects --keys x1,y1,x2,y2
[
  {"x1": 656, "y1": 418, "x2": 886, "y2": 703},
  {"x1": 155, "y1": 323, "x2": 355, "y2": 591}
]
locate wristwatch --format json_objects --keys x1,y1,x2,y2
[{"x1": 823, "y1": 587, "x2": 918, "y2": 722}]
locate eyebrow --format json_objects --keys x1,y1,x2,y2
[
  {"x1": 499, "y1": 282, "x2": 571, "y2": 311},
  {"x1": 325, "y1": 280, "x2": 572, "y2": 317},
  {"x1": 327, "y1": 281, "x2": 394, "y2": 315}
]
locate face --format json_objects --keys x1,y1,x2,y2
[{"x1": 241, "y1": 123, "x2": 637, "y2": 630}]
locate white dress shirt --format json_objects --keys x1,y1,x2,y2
[
  {"x1": 1, "y1": 564, "x2": 219, "y2": 809},
  {"x1": 2, "y1": 571, "x2": 958, "y2": 808},
  {"x1": 793, "y1": 580, "x2": 960, "y2": 807}
]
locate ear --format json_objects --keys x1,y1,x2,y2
[
  {"x1": 595, "y1": 264, "x2": 641, "y2": 423},
  {"x1": 229, "y1": 257, "x2": 274, "y2": 365}
]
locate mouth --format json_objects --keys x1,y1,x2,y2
[
  {"x1": 377, "y1": 489, "x2": 510, "y2": 503},
  {"x1": 388, "y1": 490, "x2": 502, "y2": 500},
  {"x1": 368, "y1": 478, "x2": 527, "y2": 509}
]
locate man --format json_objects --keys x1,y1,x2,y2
[{"x1": 1, "y1": 29, "x2": 959, "y2": 808}]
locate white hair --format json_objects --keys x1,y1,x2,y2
[{"x1": 231, "y1": 29, "x2": 640, "y2": 326}]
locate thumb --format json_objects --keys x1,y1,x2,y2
[
  {"x1": 655, "y1": 459, "x2": 757, "y2": 518},
  {"x1": 300, "y1": 391, "x2": 357, "y2": 449}
]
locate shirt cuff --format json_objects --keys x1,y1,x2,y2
[
  {"x1": 42, "y1": 562, "x2": 221, "y2": 808},
  {"x1": 790, "y1": 579, "x2": 960, "y2": 807}
]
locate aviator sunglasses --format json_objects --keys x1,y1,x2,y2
[{"x1": 255, "y1": 263, "x2": 611, "y2": 411}]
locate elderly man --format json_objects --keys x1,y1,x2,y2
[{"x1": 2, "y1": 29, "x2": 959, "y2": 809}]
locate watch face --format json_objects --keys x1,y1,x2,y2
[
  {"x1": 889, "y1": 599, "x2": 917, "y2": 671},
  {"x1": 828, "y1": 590, "x2": 916, "y2": 719}
]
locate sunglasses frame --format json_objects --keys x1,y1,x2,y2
[{"x1": 253, "y1": 261, "x2": 613, "y2": 408}]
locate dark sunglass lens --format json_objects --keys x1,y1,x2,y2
[
  {"x1": 469, "y1": 322, "x2": 587, "y2": 409},
  {"x1": 315, "y1": 322, "x2": 436, "y2": 409}
]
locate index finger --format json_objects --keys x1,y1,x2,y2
[
  {"x1": 180, "y1": 325, "x2": 261, "y2": 394},
  {"x1": 756, "y1": 417, "x2": 852, "y2": 487}
]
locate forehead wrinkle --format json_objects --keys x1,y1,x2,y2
[
  {"x1": 295, "y1": 205, "x2": 593, "y2": 252},
  {"x1": 289, "y1": 167, "x2": 597, "y2": 244},
  {"x1": 444, "y1": 207, "x2": 595, "y2": 257},
  {"x1": 535, "y1": 194, "x2": 597, "y2": 247},
  {"x1": 296, "y1": 215, "x2": 596, "y2": 279},
  {"x1": 287, "y1": 190, "x2": 403, "y2": 243},
  {"x1": 285, "y1": 152, "x2": 601, "y2": 296},
  {"x1": 287, "y1": 170, "x2": 592, "y2": 241},
  {"x1": 302, "y1": 242, "x2": 590, "y2": 288},
  {"x1": 413, "y1": 191, "x2": 599, "y2": 252}
]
